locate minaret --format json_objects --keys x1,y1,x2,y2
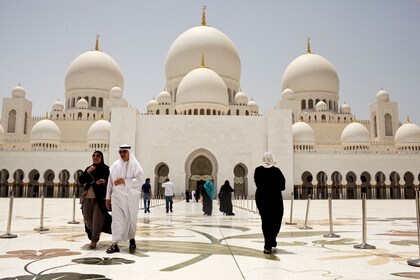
[
  {"x1": 201, "y1": 5, "x2": 206, "y2": 26},
  {"x1": 95, "y1": 34, "x2": 100, "y2": 51},
  {"x1": 306, "y1": 37, "x2": 311, "y2": 53}
]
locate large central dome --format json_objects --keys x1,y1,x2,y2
[{"x1": 165, "y1": 18, "x2": 241, "y2": 93}]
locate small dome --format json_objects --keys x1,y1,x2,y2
[
  {"x1": 157, "y1": 90, "x2": 171, "y2": 104},
  {"x1": 110, "y1": 86, "x2": 123, "y2": 99},
  {"x1": 316, "y1": 101, "x2": 328, "y2": 112},
  {"x1": 247, "y1": 99, "x2": 259, "y2": 112},
  {"x1": 394, "y1": 121, "x2": 420, "y2": 147},
  {"x1": 76, "y1": 98, "x2": 88, "y2": 109},
  {"x1": 282, "y1": 88, "x2": 294, "y2": 100},
  {"x1": 52, "y1": 100, "x2": 64, "y2": 111},
  {"x1": 292, "y1": 121, "x2": 315, "y2": 145},
  {"x1": 30, "y1": 120, "x2": 61, "y2": 143},
  {"x1": 176, "y1": 67, "x2": 228, "y2": 109},
  {"x1": 376, "y1": 89, "x2": 390, "y2": 102},
  {"x1": 87, "y1": 120, "x2": 111, "y2": 143},
  {"x1": 12, "y1": 85, "x2": 26, "y2": 98},
  {"x1": 147, "y1": 99, "x2": 158, "y2": 112},
  {"x1": 340, "y1": 102, "x2": 351, "y2": 114},
  {"x1": 234, "y1": 91, "x2": 248, "y2": 105},
  {"x1": 341, "y1": 122, "x2": 370, "y2": 146}
]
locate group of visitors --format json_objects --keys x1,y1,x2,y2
[{"x1": 80, "y1": 146, "x2": 285, "y2": 255}]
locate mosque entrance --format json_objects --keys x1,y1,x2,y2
[{"x1": 188, "y1": 155, "x2": 213, "y2": 195}]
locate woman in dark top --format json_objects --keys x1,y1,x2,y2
[
  {"x1": 254, "y1": 152, "x2": 285, "y2": 254},
  {"x1": 202, "y1": 180, "x2": 215, "y2": 215},
  {"x1": 218, "y1": 180, "x2": 235, "y2": 215},
  {"x1": 79, "y1": 151, "x2": 111, "y2": 249}
]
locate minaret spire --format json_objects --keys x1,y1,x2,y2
[
  {"x1": 95, "y1": 34, "x2": 100, "y2": 51},
  {"x1": 306, "y1": 37, "x2": 311, "y2": 53},
  {"x1": 200, "y1": 54, "x2": 206, "y2": 68},
  {"x1": 201, "y1": 5, "x2": 206, "y2": 26}
]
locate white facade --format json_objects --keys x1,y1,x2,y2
[{"x1": 0, "y1": 8, "x2": 419, "y2": 200}]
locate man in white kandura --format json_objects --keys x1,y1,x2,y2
[{"x1": 105, "y1": 144, "x2": 143, "y2": 253}]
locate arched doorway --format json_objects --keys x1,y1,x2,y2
[
  {"x1": 390, "y1": 171, "x2": 401, "y2": 199},
  {"x1": 0, "y1": 169, "x2": 10, "y2": 197},
  {"x1": 13, "y1": 169, "x2": 25, "y2": 197},
  {"x1": 316, "y1": 171, "x2": 328, "y2": 199},
  {"x1": 360, "y1": 171, "x2": 372, "y2": 199},
  {"x1": 331, "y1": 171, "x2": 342, "y2": 199},
  {"x1": 233, "y1": 163, "x2": 248, "y2": 197},
  {"x1": 44, "y1": 170, "x2": 55, "y2": 197},
  {"x1": 73, "y1": 170, "x2": 83, "y2": 197},
  {"x1": 28, "y1": 169, "x2": 40, "y2": 197},
  {"x1": 404, "y1": 172, "x2": 415, "y2": 199},
  {"x1": 300, "y1": 171, "x2": 313, "y2": 199},
  {"x1": 189, "y1": 156, "x2": 213, "y2": 194},
  {"x1": 346, "y1": 172, "x2": 357, "y2": 199},
  {"x1": 155, "y1": 163, "x2": 169, "y2": 196},
  {"x1": 375, "y1": 172, "x2": 386, "y2": 199},
  {"x1": 185, "y1": 149, "x2": 218, "y2": 196},
  {"x1": 59, "y1": 170, "x2": 70, "y2": 198}
]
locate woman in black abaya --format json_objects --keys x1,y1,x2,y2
[
  {"x1": 254, "y1": 152, "x2": 285, "y2": 254},
  {"x1": 79, "y1": 151, "x2": 112, "y2": 249},
  {"x1": 218, "y1": 180, "x2": 235, "y2": 215}
]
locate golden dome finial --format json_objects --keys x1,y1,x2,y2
[
  {"x1": 44, "y1": 111, "x2": 49, "y2": 120},
  {"x1": 407, "y1": 115, "x2": 411, "y2": 123},
  {"x1": 306, "y1": 37, "x2": 311, "y2": 53},
  {"x1": 201, "y1": 5, "x2": 207, "y2": 26},
  {"x1": 200, "y1": 54, "x2": 206, "y2": 68},
  {"x1": 95, "y1": 34, "x2": 100, "y2": 51}
]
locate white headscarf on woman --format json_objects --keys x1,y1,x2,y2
[{"x1": 261, "y1": 152, "x2": 276, "y2": 168}]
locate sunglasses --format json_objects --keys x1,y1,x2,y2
[{"x1": 92, "y1": 154, "x2": 101, "y2": 158}]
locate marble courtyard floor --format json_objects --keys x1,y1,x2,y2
[{"x1": 1, "y1": 197, "x2": 420, "y2": 279}]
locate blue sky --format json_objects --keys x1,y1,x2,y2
[{"x1": 1, "y1": 0, "x2": 419, "y2": 125}]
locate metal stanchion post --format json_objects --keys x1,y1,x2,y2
[
  {"x1": 68, "y1": 192, "x2": 80, "y2": 224},
  {"x1": 323, "y1": 192, "x2": 340, "y2": 238},
  {"x1": 300, "y1": 195, "x2": 313, "y2": 230},
  {"x1": 408, "y1": 188, "x2": 420, "y2": 266},
  {"x1": 286, "y1": 192, "x2": 297, "y2": 225},
  {"x1": 34, "y1": 190, "x2": 49, "y2": 232},
  {"x1": 0, "y1": 190, "x2": 18, "y2": 238},
  {"x1": 354, "y1": 193, "x2": 375, "y2": 249}
]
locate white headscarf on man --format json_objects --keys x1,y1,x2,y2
[{"x1": 260, "y1": 152, "x2": 276, "y2": 168}]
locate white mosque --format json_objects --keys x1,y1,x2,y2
[{"x1": 1, "y1": 7, "x2": 419, "y2": 200}]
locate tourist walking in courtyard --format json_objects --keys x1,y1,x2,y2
[
  {"x1": 218, "y1": 180, "x2": 235, "y2": 216},
  {"x1": 105, "y1": 144, "x2": 143, "y2": 253},
  {"x1": 142, "y1": 178, "x2": 152, "y2": 213},
  {"x1": 79, "y1": 150, "x2": 111, "y2": 249},
  {"x1": 254, "y1": 152, "x2": 285, "y2": 254},
  {"x1": 202, "y1": 180, "x2": 215, "y2": 215},
  {"x1": 162, "y1": 178, "x2": 175, "y2": 213}
]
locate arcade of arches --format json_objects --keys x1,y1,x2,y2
[
  {"x1": 1, "y1": 168, "x2": 418, "y2": 200},
  {"x1": 296, "y1": 171, "x2": 419, "y2": 200}
]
